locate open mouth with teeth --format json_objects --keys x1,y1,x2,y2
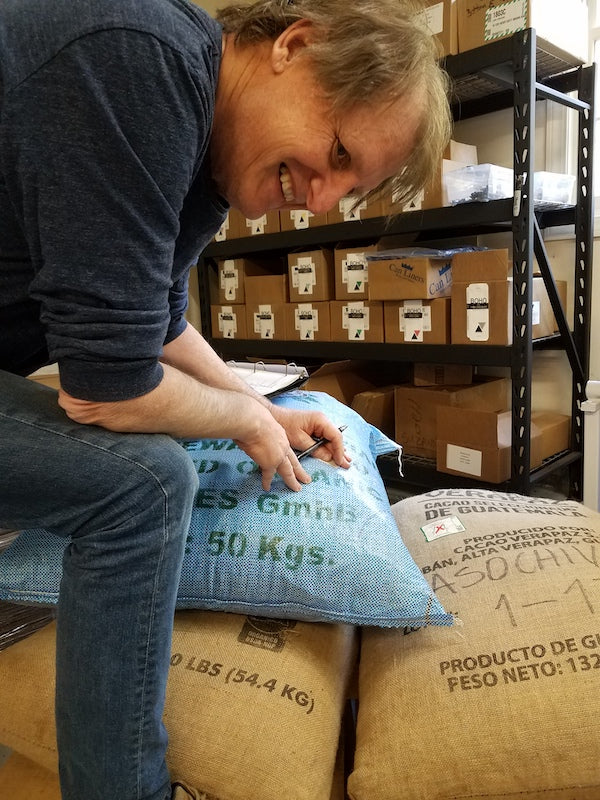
[{"x1": 279, "y1": 163, "x2": 295, "y2": 203}]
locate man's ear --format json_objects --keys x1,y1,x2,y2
[{"x1": 271, "y1": 19, "x2": 315, "y2": 73}]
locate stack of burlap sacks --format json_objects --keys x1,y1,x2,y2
[{"x1": 1, "y1": 488, "x2": 599, "y2": 799}]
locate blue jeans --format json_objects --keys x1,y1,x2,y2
[{"x1": 0, "y1": 370, "x2": 199, "y2": 800}]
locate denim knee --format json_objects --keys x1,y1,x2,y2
[{"x1": 130, "y1": 435, "x2": 200, "y2": 536}]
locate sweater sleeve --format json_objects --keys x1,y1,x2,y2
[{"x1": 1, "y1": 27, "x2": 217, "y2": 401}]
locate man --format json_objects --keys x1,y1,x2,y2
[{"x1": 0, "y1": 0, "x2": 451, "y2": 797}]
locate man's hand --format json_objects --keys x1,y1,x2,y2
[
  {"x1": 232, "y1": 402, "x2": 314, "y2": 492},
  {"x1": 269, "y1": 405, "x2": 352, "y2": 469}
]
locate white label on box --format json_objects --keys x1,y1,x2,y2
[
  {"x1": 401, "y1": 187, "x2": 424, "y2": 212},
  {"x1": 218, "y1": 306, "x2": 237, "y2": 338},
  {"x1": 214, "y1": 215, "x2": 230, "y2": 242},
  {"x1": 421, "y1": 515, "x2": 466, "y2": 542},
  {"x1": 290, "y1": 209, "x2": 313, "y2": 230},
  {"x1": 291, "y1": 256, "x2": 316, "y2": 294},
  {"x1": 295, "y1": 304, "x2": 319, "y2": 340},
  {"x1": 422, "y1": 2, "x2": 444, "y2": 36},
  {"x1": 446, "y1": 443, "x2": 483, "y2": 477},
  {"x1": 532, "y1": 299, "x2": 540, "y2": 326},
  {"x1": 466, "y1": 282, "x2": 490, "y2": 341},
  {"x1": 342, "y1": 253, "x2": 368, "y2": 292},
  {"x1": 339, "y1": 196, "x2": 367, "y2": 222},
  {"x1": 247, "y1": 215, "x2": 268, "y2": 235},
  {"x1": 485, "y1": 0, "x2": 527, "y2": 41},
  {"x1": 254, "y1": 305, "x2": 275, "y2": 339},
  {"x1": 400, "y1": 300, "x2": 432, "y2": 342},
  {"x1": 220, "y1": 259, "x2": 239, "y2": 300},
  {"x1": 342, "y1": 302, "x2": 370, "y2": 340}
]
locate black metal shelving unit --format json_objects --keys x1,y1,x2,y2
[{"x1": 198, "y1": 29, "x2": 596, "y2": 499}]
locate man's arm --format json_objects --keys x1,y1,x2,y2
[
  {"x1": 159, "y1": 322, "x2": 273, "y2": 408},
  {"x1": 58, "y1": 323, "x2": 350, "y2": 490}
]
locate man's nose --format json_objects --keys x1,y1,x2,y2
[{"x1": 305, "y1": 172, "x2": 358, "y2": 216}]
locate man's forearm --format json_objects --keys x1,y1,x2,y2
[
  {"x1": 56, "y1": 322, "x2": 349, "y2": 492},
  {"x1": 57, "y1": 325, "x2": 273, "y2": 436},
  {"x1": 160, "y1": 323, "x2": 271, "y2": 409},
  {"x1": 58, "y1": 360, "x2": 265, "y2": 440}
]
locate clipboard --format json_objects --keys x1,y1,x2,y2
[{"x1": 226, "y1": 361, "x2": 309, "y2": 398}]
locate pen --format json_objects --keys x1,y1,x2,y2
[{"x1": 295, "y1": 425, "x2": 347, "y2": 461}]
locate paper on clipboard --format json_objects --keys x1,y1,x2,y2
[{"x1": 226, "y1": 361, "x2": 309, "y2": 398}]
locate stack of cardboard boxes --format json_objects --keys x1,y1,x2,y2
[
  {"x1": 456, "y1": 0, "x2": 588, "y2": 63},
  {"x1": 210, "y1": 247, "x2": 567, "y2": 349},
  {"x1": 214, "y1": 192, "x2": 385, "y2": 245},
  {"x1": 301, "y1": 361, "x2": 571, "y2": 484},
  {"x1": 367, "y1": 250, "x2": 453, "y2": 345}
]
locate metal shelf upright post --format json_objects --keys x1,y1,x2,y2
[{"x1": 510, "y1": 28, "x2": 537, "y2": 494}]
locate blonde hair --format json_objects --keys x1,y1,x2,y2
[{"x1": 216, "y1": 0, "x2": 452, "y2": 207}]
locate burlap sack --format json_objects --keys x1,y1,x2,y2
[
  {"x1": 349, "y1": 489, "x2": 600, "y2": 800},
  {"x1": 0, "y1": 609, "x2": 357, "y2": 800}
]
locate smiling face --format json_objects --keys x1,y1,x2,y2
[{"x1": 211, "y1": 23, "x2": 424, "y2": 220}]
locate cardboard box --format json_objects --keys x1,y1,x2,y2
[
  {"x1": 244, "y1": 273, "x2": 289, "y2": 305},
  {"x1": 532, "y1": 276, "x2": 567, "y2": 339},
  {"x1": 435, "y1": 405, "x2": 563, "y2": 482},
  {"x1": 327, "y1": 195, "x2": 384, "y2": 225},
  {"x1": 245, "y1": 303, "x2": 286, "y2": 340},
  {"x1": 334, "y1": 245, "x2": 379, "y2": 300},
  {"x1": 351, "y1": 386, "x2": 397, "y2": 440},
  {"x1": 423, "y1": 0, "x2": 458, "y2": 56},
  {"x1": 330, "y1": 300, "x2": 384, "y2": 343},
  {"x1": 381, "y1": 140, "x2": 477, "y2": 214},
  {"x1": 451, "y1": 270, "x2": 567, "y2": 345},
  {"x1": 284, "y1": 302, "x2": 331, "y2": 342},
  {"x1": 302, "y1": 361, "x2": 381, "y2": 406},
  {"x1": 279, "y1": 209, "x2": 328, "y2": 231},
  {"x1": 427, "y1": 141, "x2": 479, "y2": 209},
  {"x1": 210, "y1": 304, "x2": 248, "y2": 340},
  {"x1": 457, "y1": 0, "x2": 588, "y2": 63},
  {"x1": 436, "y1": 409, "x2": 517, "y2": 483},
  {"x1": 216, "y1": 256, "x2": 285, "y2": 304},
  {"x1": 288, "y1": 249, "x2": 335, "y2": 302},
  {"x1": 28, "y1": 368, "x2": 61, "y2": 390},
  {"x1": 451, "y1": 249, "x2": 510, "y2": 282},
  {"x1": 213, "y1": 210, "x2": 242, "y2": 242},
  {"x1": 394, "y1": 377, "x2": 509, "y2": 458},
  {"x1": 367, "y1": 252, "x2": 453, "y2": 301},
  {"x1": 451, "y1": 278, "x2": 512, "y2": 345},
  {"x1": 445, "y1": 139, "x2": 478, "y2": 165},
  {"x1": 413, "y1": 363, "x2": 473, "y2": 386},
  {"x1": 531, "y1": 411, "x2": 570, "y2": 461},
  {"x1": 381, "y1": 160, "x2": 464, "y2": 213},
  {"x1": 384, "y1": 298, "x2": 451, "y2": 344},
  {"x1": 239, "y1": 211, "x2": 280, "y2": 237},
  {"x1": 427, "y1": 159, "x2": 471, "y2": 209}
]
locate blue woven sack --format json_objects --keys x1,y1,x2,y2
[{"x1": 0, "y1": 391, "x2": 452, "y2": 627}]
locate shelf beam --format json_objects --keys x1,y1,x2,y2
[
  {"x1": 209, "y1": 338, "x2": 513, "y2": 367},
  {"x1": 202, "y1": 199, "x2": 574, "y2": 260}
]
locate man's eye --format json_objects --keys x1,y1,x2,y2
[{"x1": 335, "y1": 140, "x2": 350, "y2": 168}]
